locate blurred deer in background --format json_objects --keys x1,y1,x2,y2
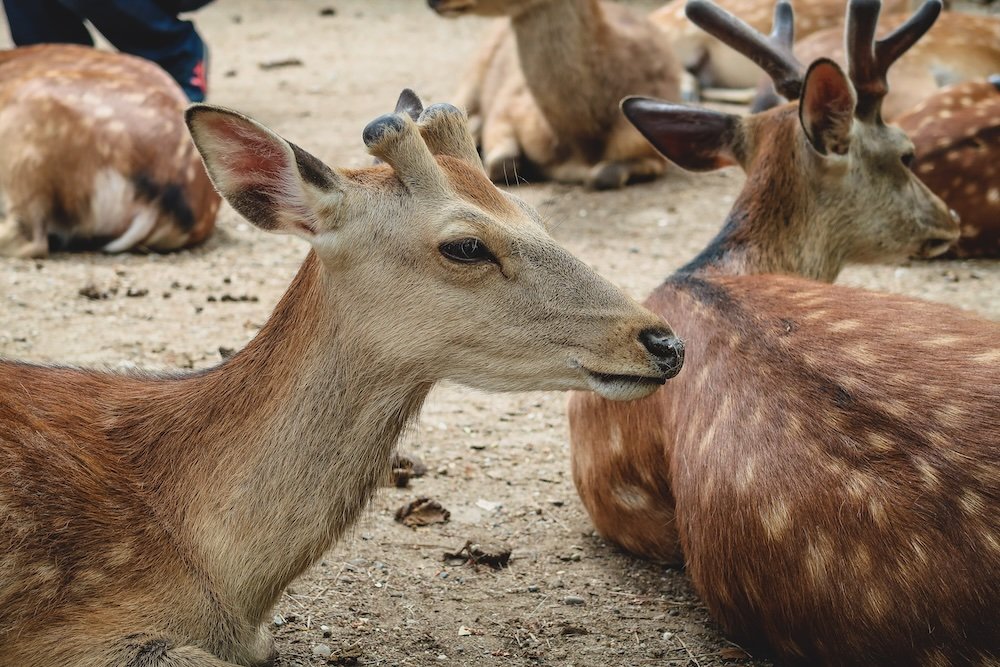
[
  {"x1": 895, "y1": 76, "x2": 1000, "y2": 258},
  {"x1": 0, "y1": 45, "x2": 219, "y2": 258},
  {"x1": 427, "y1": 0, "x2": 682, "y2": 189},
  {"x1": 752, "y1": 7, "x2": 1000, "y2": 118},
  {"x1": 570, "y1": 1, "x2": 999, "y2": 664},
  {"x1": 649, "y1": 0, "x2": 906, "y2": 95},
  {"x1": 0, "y1": 91, "x2": 683, "y2": 667}
]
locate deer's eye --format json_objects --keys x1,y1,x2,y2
[
  {"x1": 901, "y1": 152, "x2": 915, "y2": 169},
  {"x1": 439, "y1": 238, "x2": 496, "y2": 264}
]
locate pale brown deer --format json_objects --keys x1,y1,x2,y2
[
  {"x1": 0, "y1": 93, "x2": 684, "y2": 667},
  {"x1": 427, "y1": 0, "x2": 682, "y2": 189},
  {"x1": 752, "y1": 8, "x2": 1000, "y2": 119},
  {"x1": 569, "y1": 1, "x2": 999, "y2": 664},
  {"x1": 649, "y1": 0, "x2": 906, "y2": 93},
  {"x1": 0, "y1": 44, "x2": 219, "y2": 258},
  {"x1": 895, "y1": 76, "x2": 1000, "y2": 258}
]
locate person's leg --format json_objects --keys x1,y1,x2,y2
[
  {"x1": 2, "y1": 0, "x2": 93, "y2": 46},
  {"x1": 58, "y1": 0, "x2": 208, "y2": 101}
]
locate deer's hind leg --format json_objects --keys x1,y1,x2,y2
[
  {"x1": 586, "y1": 119, "x2": 667, "y2": 190},
  {"x1": 0, "y1": 194, "x2": 49, "y2": 258},
  {"x1": 102, "y1": 634, "x2": 276, "y2": 667}
]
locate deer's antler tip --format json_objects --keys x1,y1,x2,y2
[{"x1": 684, "y1": 0, "x2": 715, "y2": 21}]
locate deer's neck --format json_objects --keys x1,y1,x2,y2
[
  {"x1": 510, "y1": 0, "x2": 613, "y2": 146},
  {"x1": 121, "y1": 251, "x2": 431, "y2": 624},
  {"x1": 672, "y1": 129, "x2": 846, "y2": 283}
]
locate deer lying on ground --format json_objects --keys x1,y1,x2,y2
[
  {"x1": 0, "y1": 92, "x2": 684, "y2": 667},
  {"x1": 649, "y1": 0, "x2": 905, "y2": 94},
  {"x1": 427, "y1": 0, "x2": 682, "y2": 189},
  {"x1": 752, "y1": 8, "x2": 1000, "y2": 119},
  {"x1": 570, "y1": 1, "x2": 1000, "y2": 664},
  {"x1": 895, "y1": 76, "x2": 1000, "y2": 258},
  {"x1": 0, "y1": 44, "x2": 219, "y2": 258}
]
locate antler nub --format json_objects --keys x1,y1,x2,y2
[
  {"x1": 364, "y1": 89, "x2": 484, "y2": 188},
  {"x1": 685, "y1": 0, "x2": 804, "y2": 101}
]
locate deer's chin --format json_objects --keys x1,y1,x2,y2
[{"x1": 585, "y1": 371, "x2": 666, "y2": 402}]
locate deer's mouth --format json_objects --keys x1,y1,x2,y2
[
  {"x1": 917, "y1": 238, "x2": 955, "y2": 259},
  {"x1": 584, "y1": 370, "x2": 666, "y2": 402},
  {"x1": 427, "y1": 0, "x2": 476, "y2": 16}
]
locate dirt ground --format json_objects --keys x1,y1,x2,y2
[{"x1": 2, "y1": 1, "x2": 999, "y2": 666}]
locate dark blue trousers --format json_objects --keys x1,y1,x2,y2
[{"x1": 2, "y1": 0, "x2": 211, "y2": 101}]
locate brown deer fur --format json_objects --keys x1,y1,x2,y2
[
  {"x1": 570, "y1": 2, "x2": 999, "y2": 664},
  {"x1": 429, "y1": 0, "x2": 681, "y2": 189},
  {"x1": 0, "y1": 45, "x2": 219, "y2": 257},
  {"x1": 0, "y1": 96, "x2": 683, "y2": 666},
  {"x1": 895, "y1": 77, "x2": 1000, "y2": 258}
]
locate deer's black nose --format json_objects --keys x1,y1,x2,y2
[{"x1": 639, "y1": 328, "x2": 684, "y2": 378}]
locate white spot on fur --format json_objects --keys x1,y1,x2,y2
[
  {"x1": 613, "y1": 484, "x2": 651, "y2": 511},
  {"x1": 760, "y1": 499, "x2": 791, "y2": 540}
]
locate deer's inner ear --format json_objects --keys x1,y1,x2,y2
[{"x1": 799, "y1": 59, "x2": 856, "y2": 156}]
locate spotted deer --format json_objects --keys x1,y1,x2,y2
[
  {"x1": 649, "y1": 0, "x2": 905, "y2": 94},
  {"x1": 427, "y1": 0, "x2": 682, "y2": 189},
  {"x1": 895, "y1": 76, "x2": 1000, "y2": 258},
  {"x1": 0, "y1": 44, "x2": 219, "y2": 258},
  {"x1": 569, "y1": 1, "x2": 999, "y2": 664},
  {"x1": 752, "y1": 8, "x2": 1000, "y2": 119},
  {"x1": 0, "y1": 93, "x2": 684, "y2": 667}
]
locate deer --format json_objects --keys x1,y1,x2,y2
[
  {"x1": 0, "y1": 44, "x2": 219, "y2": 258},
  {"x1": 427, "y1": 0, "x2": 682, "y2": 189},
  {"x1": 568, "y1": 1, "x2": 1000, "y2": 664},
  {"x1": 751, "y1": 8, "x2": 1000, "y2": 119},
  {"x1": 648, "y1": 0, "x2": 906, "y2": 95},
  {"x1": 0, "y1": 90, "x2": 685, "y2": 667},
  {"x1": 894, "y1": 76, "x2": 1000, "y2": 258}
]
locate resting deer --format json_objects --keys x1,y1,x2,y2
[
  {"x1": 0, "y1": 44, "x2": 219, "y2": 258},
  {"x1": 752, "y1": 8, "x2": 1000, "y2": 119},
  {"x1": 570, "y1": 1, "x2": 1000, "y2": 664},
  {"x1": 895, "y1": 76, "x2": 1000, "y2": 258},
  {"x1": 649, "y1": 0, "x2": 906, "y2": 93},
  {"x1": 0, "y1": 92, "x2": 684, "y2": 667},
  {"x1": 428, "y1": 0, "x2": 682, "y2": 189}
]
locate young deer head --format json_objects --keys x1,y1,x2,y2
[
  {"x1": 0, "y1": 91, "x2": 682, "y2": 667},
  {"x1": 569, "y1": 2, "x2": 998, "y2": 665},
  {"x1": 622, "y1": 0, "x2": 959, "y2": 280},
  {"x1": 0, "y1": 45, "x2": 219, "y2": 257},
  {"x1": 189, "y1": 92, "x2": 683, "y2": 397},
  {"x1": 895, "y1": 76, "x2": 1000, "y2": 258}
]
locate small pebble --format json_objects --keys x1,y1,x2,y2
[
  {"x1": 272, "y1": 614, "x2": 285, "y2": 626},
  {"x1": 320, "y1": 624, "x2": 331, "y2": 638},
  {"x1": 312, "y1": 644, "x2": 332, "y2": 658},
  {"x1": 662, "y1": 631, "x2": 674, "y2": 641},
  {"x1": 563, "y1": 595, "x2": 585, "y2": 606},
  {"x1": 527, "y1": 585, "x2": 540, "y2": 593}
]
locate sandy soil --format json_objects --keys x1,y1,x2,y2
[{"x1": 1, "y1": 2, "x2": 998, "y2": 665}]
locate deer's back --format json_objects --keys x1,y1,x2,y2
[
  {"x1": 0, "y1": 362, "x2": 197, "y2": 646},
  {"x1": 0, "y1": 45, "x2": 219, "y2": 251},
  {"x1": 660, "y1": 275, "x2": 999, "y2": 664}
]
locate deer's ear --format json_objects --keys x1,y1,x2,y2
[
  {"x1": 799, "y1": 59, "x2": 856, "y2": 156},
  {"x1": 622, "y1": 97, "x2": 742, "y2": 171},
  {"x1": 186, "y1": 105, "x2": 344, "y2": 237}
]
